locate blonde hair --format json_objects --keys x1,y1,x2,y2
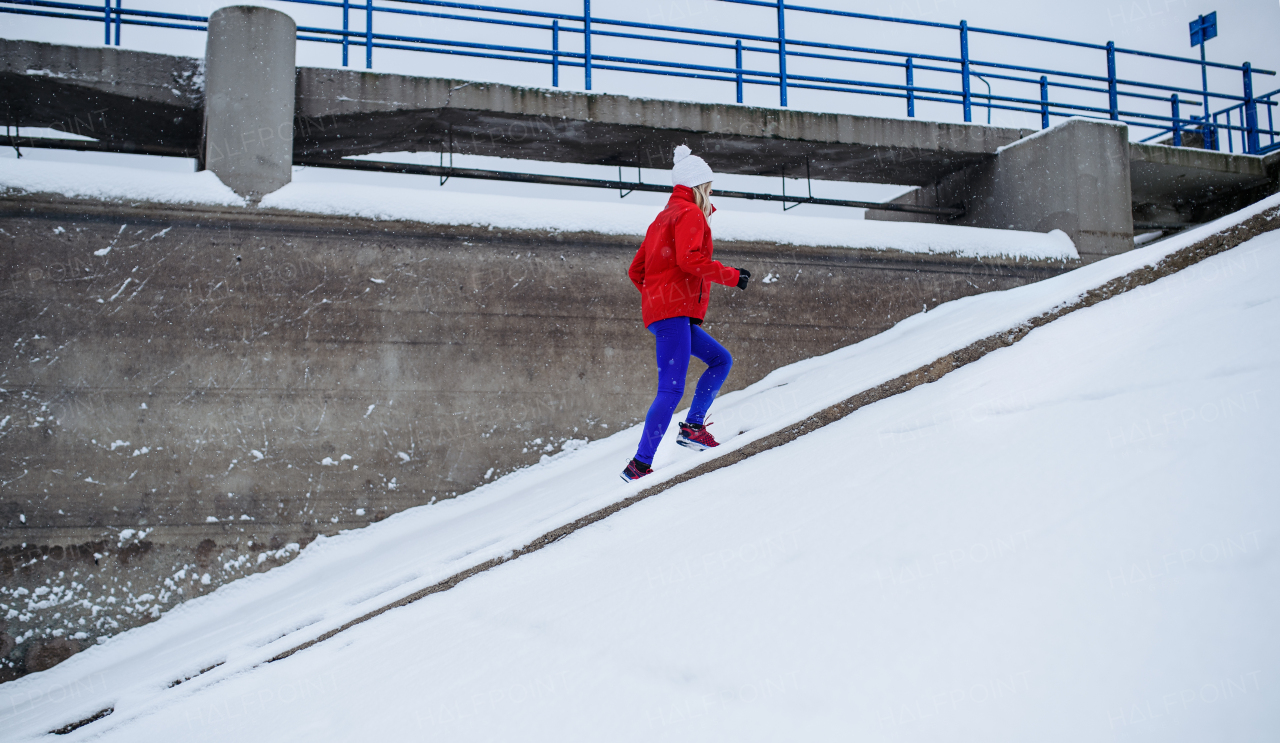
[{"x1": 691, "y1": 181, "x2": 713, "y2": 218}]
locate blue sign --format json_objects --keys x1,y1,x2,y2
[{"x1": 1190, "y1": 12, "x2": 1217, "y2": 47}]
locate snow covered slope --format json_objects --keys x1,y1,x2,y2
[
  {"x1": 0, "y1": 156, "x2": 1077, "y2": 260},
  {"x1": 2, "y1": 195, "x2": 1277, "y2": 741}
]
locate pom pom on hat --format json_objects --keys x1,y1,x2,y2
[{"x1": 671, "y1": 145, "x2": 714, "y2": 188}]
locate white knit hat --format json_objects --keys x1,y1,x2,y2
[{"x1": 670, "y1": 144, "x2": 714, "y2": 188}]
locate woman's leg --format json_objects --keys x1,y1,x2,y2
[
  {"x1": 634, "y1": 317, "x2": 692, "y2": 465},
  {"x1": 685, "y1": 324, "x2": 733, "y2": 426}
]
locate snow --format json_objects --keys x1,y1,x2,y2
[
  {"x1": 5, "y1": 126, "x2": 97, "y2": 142},
  {"x1": 1, "y1": 193, "x2": 1275, "y2": 740},
  {"x1": 0, "y1": 156, "x2": 1077, "y2": 261},
  {"x1": 995, "y1": 116, "x2": 1127, "y2": 154},
  {"x1": 1134, "y1": 230, "x2": 1165, "y2": 246},
  {"x1": 264, "y1": 179, "x2": 1077, "y2": 260},
  {"x1": 0, "y1": 157, "x2": 244, "y2": 207}
]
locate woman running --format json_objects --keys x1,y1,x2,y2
[{"x1": 621, "y1": 145, "x2": 751, "y2": 482}]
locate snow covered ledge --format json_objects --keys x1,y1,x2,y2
[{"x1": 0, "y1": 158, "x2": 1079, "y2": 262}]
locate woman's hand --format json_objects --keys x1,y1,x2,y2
[{"x1": 735, "y1": 268, "x2": 751, "y2": 290}]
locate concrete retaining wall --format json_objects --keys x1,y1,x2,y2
[
  {"x1": 867, "y1": 119, "x2": 1136, "y2": 261},
  {"x1": 0, "y1": 195, "x2": 1070, "y2": 680}
]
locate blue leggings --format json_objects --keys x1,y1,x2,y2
[{"x1": 634, "y1": 316, "x2": 733, "y2": 465}]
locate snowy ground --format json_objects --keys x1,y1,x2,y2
[
  {"x1": 0, "y1": 156, "x2": 1077, "y2": 260},
  {"x1": 2, "y1": 191, "x2": 1275, "y2": 740}
]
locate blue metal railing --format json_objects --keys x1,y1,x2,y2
[
  {"x1": 1202, "y1": 88, "x2": 1280, "y2": 155},
  {"x1": 3, "y1": 0, "x2": 1278, "y2": 155}
]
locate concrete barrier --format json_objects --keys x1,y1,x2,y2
[
  {"x1": 0, "y1": 38, "x2": 202, "y2": 149},
  {"x1": 868, "y1": 119, "x2": 1136, "y2": 262},
  {"x1": 965, "y1": 119, "x2": 1134, "y2": 261},
  {"x1": 202, "y1": 6, "x2": 297, "y2": 200}
]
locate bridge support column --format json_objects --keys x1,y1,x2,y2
[
  {"x1": 869, "y1": 119, "x2": 1134, "y2": 263},
  {"x1": 202, "y1": 6, "x2": 297, "y2": 201}
]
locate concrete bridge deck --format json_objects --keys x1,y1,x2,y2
[
  {"x1": 1, "y1": 37, "x2": 1021, "y2": 185},
  {"x1": 2, "y1": 35, "x2": 1278, "y2": 257}
]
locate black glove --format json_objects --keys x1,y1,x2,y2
[{"x1": 735, "y1": 268, "x2": 751, "y2": 290}]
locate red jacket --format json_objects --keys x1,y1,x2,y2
[{"x1": 628, "y1": 185, "x2": 741, "y2": 327}]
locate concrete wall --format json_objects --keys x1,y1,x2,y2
[
  {"x1": 963, "y1": 119, "x2": 1134, "y2": 261},
  {"x1": 0, "y1": 194, "x2": 1070, "y2": 680},
  {"x1": 0, "y1": 38, "x2": 201, "y2": 151},
  {"x1": 1129, "y1": 143, "x2": 1277, "y2": 226},
  {"x1": 869, "y1": 119, "x2": 1136, "y2": 262},
  {"x1": 869, "y1": 123, "x2": 1278, "y2": 252}
]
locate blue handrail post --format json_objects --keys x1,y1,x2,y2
[
  {"x1": 735, "y1": 39, "x2": 744, "y2": 104},
  {"x1": 1106, "y1": 41, "x2": 1118, "y2": 120},
  {"x1": 102, "y1": 0, "x2": 110, "y2": 45},
  {"x1": 1171, "y1": 94, "x2": 1181, "y2": 146},
  {"x1": 366, "y1": 0, "x2": 373, "y2": 69},
  {"x1": 776, "y1": 0, "x2": 788, "y2": 107},
  {"x1": 1039, "y1": 75, "x2": 1049, "y2": 129},
  {"x1": 1200, "y1": 115, "x2": 1218, "y2": 152},
  {"x1": 552, "y1": 20, "x2": 560, "y2": 88},
  {"x1": 342, "y1": 0, "x2": 349, "y2": 67},
  {"x1": 1242, "y1": 62, "x2": 1259, "y2": 154},
  {"x1": 1199, "y1": 39, "x2": 1210, "y2": 149},
  {"x1": 583, "y1": 0, "x2": 592, "y2": 91},
  {"x1": 1269, "y1": 95, "x2": 1276, "y2": 151},
  {"x1": 959, "y1": 20, "x2": 971, "y2": 123},
  {"x1": 905, "y1": 57, "x2": 914, "y2": 118},
  {"x1": 113, "y1": 0, "x2": 121, "y2": 45}
]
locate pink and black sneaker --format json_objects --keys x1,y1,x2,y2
[
  {"x1": 620, "y1": 457, "x2": 653, "y2": 483},
  {"x1": 677, "y1": 421, "x2": 720, "y2": 451}
]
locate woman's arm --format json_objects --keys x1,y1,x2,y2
[
  {"x1": 627, "y1": 241, "x2": 646, "y2": 292},
  {"x1": 673, "y1": 209, "x2": 740, "y2": 286}
]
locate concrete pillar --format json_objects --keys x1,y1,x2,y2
[
  {"x1": 868, "y1": 119, "x2": 1135, "y2": 263},
  {"x1": 202, "y1": 6, "x2": 297, "y2": 200},
  {"x1": 970, "y1": 118, "x2": 1133, "y2": 262}
]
